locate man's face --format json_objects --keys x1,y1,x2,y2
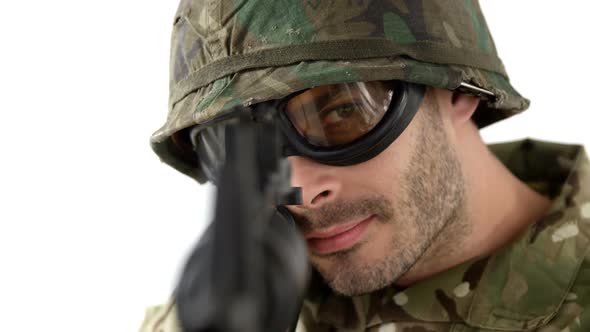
[{"x1": 287, "y1": 89, "x2": 469, "y2": 296}]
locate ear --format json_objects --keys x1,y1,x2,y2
[{"x1": 450, "y1": 92, "x2": 480, "y2": 126}]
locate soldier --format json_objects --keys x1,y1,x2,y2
[{"x1": 141, "y1": 0, "x2": 590, "y2": 331}]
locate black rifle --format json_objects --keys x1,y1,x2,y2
[{"x1": 175, "y1": 109, "x2": 309, "y2": 332}]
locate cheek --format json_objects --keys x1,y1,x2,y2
[
  {"x1": 332, "y1": 154, "x2": 402, "y2": 200},
  {"x1": 315, "y1": 108, "x2": 422, "y2": 201},
  {"x1": 340, "y1": 116, "x2": 419, "y2": 197}
]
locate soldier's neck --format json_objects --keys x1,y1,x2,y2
[{"x1": 396, "y1": 123, "x2": 552, "y2": 287}]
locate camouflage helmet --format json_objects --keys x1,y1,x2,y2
[{"x1": 151, "y1": 0, "x2": 529, "y2": 183}]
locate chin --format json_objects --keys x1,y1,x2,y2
[
  {"x1": 314, "y1": 260, "x2": 396, "y2": 296},
  {"x1": 327, "y1": 272, "x2": 391, "y2": 296}
]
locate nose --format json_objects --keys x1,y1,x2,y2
[{"x1": 288, "y1": 156, "x2": 342, "y2": 208}]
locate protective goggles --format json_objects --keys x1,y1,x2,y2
[{"x1": 189, "y1": 81, "x2": 425, "y2": 183}]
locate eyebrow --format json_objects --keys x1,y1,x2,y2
[{"x1": 293, "y1": 89, "x2": 354, "y2": 113}]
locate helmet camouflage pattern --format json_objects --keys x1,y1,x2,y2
[{"x1": 151, "y1": 0, "x2": 530, "y2": 182}]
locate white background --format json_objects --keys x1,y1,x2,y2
[{"x1": 0, "y1": 2, "x2": 588, "y2": 331}]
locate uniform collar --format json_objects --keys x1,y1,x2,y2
[{"x1": 304, "y1": 139, "x2": 590, "y2": 330}]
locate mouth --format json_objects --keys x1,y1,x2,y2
[{"x1": 304, "y1": 215, "x2": 374, "y2": 255}]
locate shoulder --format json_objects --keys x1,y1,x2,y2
[
  {"x1": 533, "y1": 142, "x2": 590, "y2": 331},
  {"x1": 467, "y1": 140, "x2": 590, "y2": 331},
  {"x1": 544, "y1": 249, "x2": 590, "y2": 332}
]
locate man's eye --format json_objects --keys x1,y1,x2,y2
[
  {"x1": 337, "y1": 105, "x2": 355, "y2": 117},
  {"x1": 322, "y1": 105, "x2": 356, "y2": 124}
]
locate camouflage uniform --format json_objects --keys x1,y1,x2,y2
[
  {"x1": 141, "y1": 139, "x2": 590, "y2": 332},
  {"x1": 143, "y1": 0, "x2": 590, "y2": 331}
]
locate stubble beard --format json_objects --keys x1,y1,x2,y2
[{"x1": 299, "y1": 96, "x2": 470, "y2": 296}]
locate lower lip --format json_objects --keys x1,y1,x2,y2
[{"x1": 307, "y1": 216, "x2": 374, "y2": 255}]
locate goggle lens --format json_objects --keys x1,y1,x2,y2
[{"x1": 283, "y1": 81, "x2": 394, "y2": 147}]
